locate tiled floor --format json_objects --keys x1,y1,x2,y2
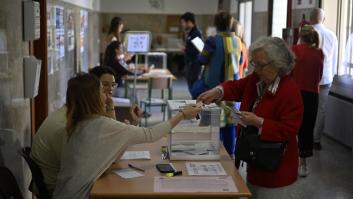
[{"x1": 135, "y1": 78, "x2": 353, "y2": 199}]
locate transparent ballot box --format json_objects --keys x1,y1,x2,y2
[
  {"x1": 167, "y1": 100, "x2": 221, "y2": 160},
  {"x1": 145, "y1": 52, "x2": 167, "y2": 69}
]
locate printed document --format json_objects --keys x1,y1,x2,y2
[
  {"x1": 191, "y1": 37, "x2": 204, "y2": 52},
  {"x1": 186, "y1": 162, "x2": 226, "y2": 176}
]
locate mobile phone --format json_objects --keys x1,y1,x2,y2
[{"x1": 156, "y1": 163, "x2": 175, "y2": 173}]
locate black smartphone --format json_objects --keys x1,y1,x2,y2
[{"x1": 156, "y1": 163, "x2": 175, "y2": 173}]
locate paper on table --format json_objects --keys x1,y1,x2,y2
[
  {"x1": 185, "y1": 162, "x2": 226, "y2": 176},
  {"x1": 191, "y1": 37, "x2": 204, "y2": 52},
  {"x1": 154, "y1": 176, "x2": 238, "y2": 192},
  {"x1": 113, "y1": 168, "x2": 144, "y2": 179},
  {"x1": 120, "y1": 151, "x2": 151, "y2": 160}
]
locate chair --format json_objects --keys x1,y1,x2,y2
[
  {"x1": 19, "y1": 147, "x2": 51, "y2": 199},
  {"x1": 0, "y1": 166, "x2": 23, "y2": 199},
  {"x1": 140, "y1": 77, "x2": 172, "y2": 126}
]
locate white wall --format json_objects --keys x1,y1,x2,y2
[{"x1": 100, "y1": 0, "x2": 218, "y2": 14}]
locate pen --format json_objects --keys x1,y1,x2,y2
[{"x1": 128, "y1": 164, "x2": 145, "y2": 172}]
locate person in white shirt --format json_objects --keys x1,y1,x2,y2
[{"x1": 310, "y1": 8, "x2": 338, "y2": 150}]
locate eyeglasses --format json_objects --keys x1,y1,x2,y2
[
  {"x1": 102, "y1": 81, "x2": 118, "y2": 89},
  {"x1": 250, "y1": 60, "x2": 273, "y2": 69}
]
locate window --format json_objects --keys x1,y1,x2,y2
[
  {"x1": 271, "y1": 0, "x2": 287, "y2": 38},
  {"x1": 341, "y1": 0, "x2": 353, "y2": 76},
  {"x1": 239, "y1": 1, "x2": 252, "y2": 47}
]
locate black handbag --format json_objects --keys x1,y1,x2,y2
[{"x1": 235, "y1": 126, "x2": 288, "y2": 171}]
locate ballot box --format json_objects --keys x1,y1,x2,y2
[
  {"x1": 167, "y1": 100, "x2": 221, "y2": 160},
  {"x1": 145, "y1": 52, "x2": 167, "y2": 69}
]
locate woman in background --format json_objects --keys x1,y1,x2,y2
[
  {"x1": 292, "y1": 25, "x2": 323, "y2": 177},
  {"x1": 102, "y1": 17, "x2": 133, "y2": 63},
  {"x1": 53, "y1": 74, "x2": 202, "y2": 199},
  {"x1": 106, "y1": 16, "x2": 124, "y2": 43},
  {"x1": 231, "y1": 19, "x2": 248, "y2": 78},
  {"x1": 103, "y1": 41, "x2": 134, "y2": 85}
]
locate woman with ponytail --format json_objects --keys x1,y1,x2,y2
[{"x1": 292, "y1": 25, "x2": 324, "y2": 177}]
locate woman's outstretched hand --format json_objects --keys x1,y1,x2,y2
[
  {"x1": 180, "y1": 102, "x2": 203, "y2": 119},
  {"x1": 197, "y1": 87, "x2": 222, "y2": 104}
]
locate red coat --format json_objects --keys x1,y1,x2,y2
[
  {"x1": 221, "y1": 73, "x2": 304, "y2": 188},
  {"x1": 292, "y1": 44, "x2": 324, "y2": 93}
]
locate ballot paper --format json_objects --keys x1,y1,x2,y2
[
  {"x1": 185, "y1": 162, "x2": 226, "y2": 176},
  {"x1": 191, "y1": 37, "x2": 204, "y2": 52},
  {"x1": 154, "y1": 176, "x2": 238, "y2": 192},
  {"x1": 120, "y1": 151, "x2": 151, "y2": 160},
  {"x1": 224, "y1": 106, "x2": 246, "y2": 127},
  {"x1": 113, "y1": 168, "x2": 144, "y2": 179}
]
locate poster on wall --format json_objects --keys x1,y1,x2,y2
[
  {"x1": 47, "y1": 5, "x2": 54, "y2": 75},
  {"x1": 80, "y1": 10, "x2": 88, "y2": 53},
  {"x1": 47, "y1": 6, "x2": 54, "y2": 51},
  {"x1": 55, "y1": 6, "x2": 65, "y2": 61},
  {"x1": 293, "y1": 0, "x2": 316, "y2": 9},
  {"x1": 67, "y1": 9, "x2": 75, "y2": 51}
]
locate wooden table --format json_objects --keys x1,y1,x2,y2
[
  {"x1": 122, "y1": 69, "x2": 176, "y2": 100},
  {"x1": 90, "y1": 138, "x2": 251, "y2": 198}
]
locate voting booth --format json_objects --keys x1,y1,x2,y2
[{"x1": 167, "y1": 100, "x2": 221, "y2": 160}]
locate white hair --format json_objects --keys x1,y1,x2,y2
[{"x1": 249, "y1": 37, "x2": 295, "y2": 76}]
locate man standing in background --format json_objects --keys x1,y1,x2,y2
[
  {"x1": 180, "y1": 12, "x2": 202, "y2": 98},
  {"x1": 310, "y1": 8, "x2": 338, "y2": 150}
]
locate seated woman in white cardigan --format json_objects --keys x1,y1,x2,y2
[{"x1": 52, "y1": 74, "x2": 202, "y2": 199}]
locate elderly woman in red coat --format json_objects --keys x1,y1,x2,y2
[{"x1": 198, "y1": 37, "x2": 304, "y2": 198}]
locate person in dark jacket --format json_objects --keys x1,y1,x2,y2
[
  {"x1": 180, "y1": 12, "x2": 202, "y2": 96},
  {"x1": 103, "y1": 41, "x2": 133, "y2": 85}
]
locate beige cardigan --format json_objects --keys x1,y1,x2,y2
[{"x1": 52, "y1": 116, "x2": 171, "y2": 199}]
